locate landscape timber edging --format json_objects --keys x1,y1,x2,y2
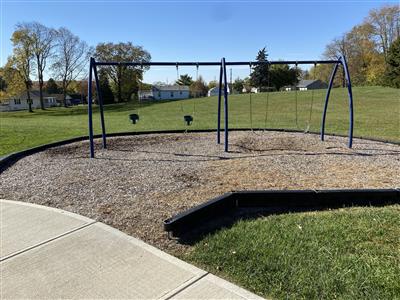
[{"x1": 163, "y1": 189, "x2": 400, "y2": 237}]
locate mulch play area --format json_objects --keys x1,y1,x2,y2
[{"x1": 1, "y1": 131, "x2": 399, "y2": 254}]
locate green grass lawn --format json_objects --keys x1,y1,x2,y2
[
  {"x1": 1, "y1": 86, "x2": 399, "y2": 298},
  {"x1": 186, "y1": 205, "x2": 400, "y2": 300},
  {"x1": 0, "y1": 86, "x2": 399, "y2": 156}
]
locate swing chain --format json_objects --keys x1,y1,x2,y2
[
  {"x1": 264, "y1": 61, "x2": 270, "y2": 130},
  {"x1": 249, "y1": 62, "x2": 253, "y2": 130},
  {"x1": 192, "y1": 64, "x2": 198, "y2": 124},
  {"x1": 305, "y1": 62, "x2": 317, "y2": 132},
  {"x1": 294, "y1": 62, "x2": 299, "y2": 129},
  {"x1": 138, "y1": 63, "x2": 144, "y2": 115}
]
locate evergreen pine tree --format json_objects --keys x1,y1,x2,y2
[
  {"x1": 45, "y1": 78, "x2": 59, "y2": 94},
  {"x1": 250, "y1": 47, "x2": 270, "y2": 88},
  {"x1": 384, "y1": 38, "x2": 400, "y2": 88}
]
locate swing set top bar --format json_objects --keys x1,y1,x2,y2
[
  {"x1": 87, "y1": 55, "x2": 353, "y2": 158},
  {"x1": 94, "y1": 59, "x2": 340, "y2": 67}
]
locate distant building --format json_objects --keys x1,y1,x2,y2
[
  {"x1": 139, "y1": 85, "x2": 190, "y2": 101},
  {"x1": 207, "y1": 86, "x2": 230, "y2": 97},
  {"x1": 242, "y1": 87, "x2": 274, "y2": 93},
  {"x1": 285, "y1": 80, "x2": 328, "y2": 91},
  {"x1": 0, "y1": 91, "x2": 60, "y2": 112},
  {"x1": 51, "y1": 94, "x2": 73, "y2": 106},
  {"x1": 67, "y1": 94, "x2": 85, "y2": 105}
]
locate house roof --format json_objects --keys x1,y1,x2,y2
[
  {"x1": 153, "y1": 85, "x2": 189, "y2": 91},
  {"x1": 10, "y1": 90, "x2": 72, "y2": 100},
  {"x1": 27, "y1": 90, "x2": 51, "y2": 98},
  {"x1": 49, "y1": 94, "x2": 72, "y2": 101},
  {"x1": 296, "y1": 80, "x2": 320, "y2": 88},
  {"x1": 208, "y1": 86, "x2": 230, "y2": 92},
  {"x1": 11, "y1": 90, "x2": 53, "y2": 99}
]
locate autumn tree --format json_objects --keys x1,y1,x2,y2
[
  {"x1": 322, "y1": 4, "x2": 399, "y2": 86},
  {"x1": 52, "y1": 27, "x2": 92, "y2": 107},
  {"x1": 323, "y1": 35, "x2": 349, "y2": 87},
  {"x1": 0, "y1": 71, "x2": 7, "y2": 101},
  {"x1": 17, "y1": 22, "x2": 56, "y2": 109},
  {"x1": 208, "y1": 80, "x2": 217, "y2": 89},
  {"x1": 345, "y1": 23, "x2": 378, "y2": 85},
  {"x1": 68, "y1": 80, "x2": 86, "y2": 98},
  {"x1": 9, "y1": 28, "x2": 34, "y2": 111},
  {"x1": 94, "y1": 42, "x2": 151, "y2": 102},
  {"x1": 0, "y1": 74, "x2": 7, "y2": 91},
  {"x1": 367, "y1": 5, "x2": 400, "y2": 61},
  {"x1": 190, "y1": 76, "x2": 208, "y2": 97},
  {"x1": 1, "y1": 66, "x2": 25, "y2": 100}
]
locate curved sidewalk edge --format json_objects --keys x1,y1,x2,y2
[{"x1": 0, "y1": 199, "x2": 264, "y2": 300}]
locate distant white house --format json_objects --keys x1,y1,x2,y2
[
  {"x1": 0, "y1": 91, "x2": 64, "y2": 112},
  {"x1": 207, "y1": 86, "x2": 230, "y2": 97},
  {"x1": 139, "y1": 85, "x2": 190, "y2": 101},
  {"x1": 285, "y1": 80, "x2": 328, "y2": 91},
  {"x1": 241, "y1": 87, "x2": 268, "y2": 93}
]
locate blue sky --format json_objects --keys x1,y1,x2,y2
[{"x1": 0, "y1": 0, "x2": 396, "y2": 83}]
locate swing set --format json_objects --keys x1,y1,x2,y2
[
  {"x1": 87, "y1": 56, "x2": 354, "y2": 158},
  {"x1": 246, "y1": 61, "x2": 318, "y2": 133}
]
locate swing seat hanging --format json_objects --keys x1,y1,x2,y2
[
  {"x1": 184, "y1": 115, "x2": 193, "y2": 126},
  {"x1": 129, "y1": 113, "x2": 139, "y2": 124}
]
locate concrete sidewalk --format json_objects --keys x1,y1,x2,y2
[{"x1": 0, "y1": 199, "x2": 264, "y2": 299}]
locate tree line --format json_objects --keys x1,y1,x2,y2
[
  {"x1": 308, "y1": 4, "x2": 399, "y2": 88},
  {"x1": 235, "y1": 5, "x2": 399, "y2": 92},
  {"x1": 0, "y1": 22, "x2": 92, "y2": 111},
  {"x1": 174, "y1": 48, "x2": 299, "y2": 95},
  {"x1": 0, "y1": 22, "x2": 152, "y2": 110},
  {"x1": 227, "y1": 47, "x2": 299, "y2": 93},
  {"x1": 175, "y1": 5, "x2": 399, "y2": 92},
  {"x1": 0, "y1": 4, "x2": 398, "y2": 112}
]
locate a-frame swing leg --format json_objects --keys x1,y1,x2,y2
[
  {"x1": 340, "y1": 55, "x2": 354, "y2": 148},
  {"x1": 88, "y1": 58, "x2": 95, "y2": 158},
  {"x1": 93, "y1": 61, "x2": 107, "y2": 149},
  {"x1": 320, "y1": 56, "x2": 354, "y2": 148},
  {"x1": 217, "y1": 63, "x2": 223, "y2": 144}
]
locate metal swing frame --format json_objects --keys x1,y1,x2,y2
[{"x1": 87, "y1": 56, "x2": 354, "y2": 158}]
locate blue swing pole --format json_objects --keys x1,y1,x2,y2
[
  {"x1": 222, "y1": 57, "x2": 229, "y2": 152},
  {"x1": 87, "y1": 58, "x2": 348, "y2": 157},
  {"x1": 217, "y1": 62, "x2": 223, "y2": 144},
  {"x1": 320, "y1": 62, "x2": 339, "y2": 142},
  {"x1": 88, "y1": 57, "x2": 95, "y2": 158},
  {"x1": 340, "y1": 55, "x2": 354, "y2": 148},
  {"x1": 92, "y1": 60, "x2": 107, "y2": 149}
]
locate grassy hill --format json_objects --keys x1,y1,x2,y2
[
  {"x1": 0, "y1": 86, "x2": 398, "y2": 156},
  {"x1": 187, "y1": 205, "x2": 400, "y2": 299}
]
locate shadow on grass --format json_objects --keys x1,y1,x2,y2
[{"x1": 176, "y1": 202, "x2": 400, "y2": 246}]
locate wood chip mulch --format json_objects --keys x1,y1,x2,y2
[{"x1": 1, "y1": 131, "x2": 399, "y2": 255}]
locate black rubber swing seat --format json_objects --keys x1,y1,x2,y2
[
  {"x1": 129, "y1": 113, "x2": 139, "y2": 124},
  {"x1": 184, "y1": 115, "x2": 193, "y2": 126}
]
